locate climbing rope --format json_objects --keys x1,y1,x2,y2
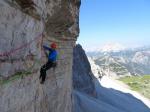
[{"x1": 0, "y1": 33, "x2": 43, "y2": 57}]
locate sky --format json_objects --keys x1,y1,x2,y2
[{"x1": 77, "y1": 0, "x2": 150, "y2": 51}]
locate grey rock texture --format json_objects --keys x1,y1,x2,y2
[
  {"x1": 72, "y1": 44, "x2": 96, "y2": 96},
  {"x1": 0, "y1": 0, "x2": 80, "y2": 112}
]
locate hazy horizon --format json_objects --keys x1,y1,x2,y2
[{"x1": 78, "y1": 0, "x2": 150, "y2": 51}]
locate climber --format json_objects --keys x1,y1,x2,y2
[{"x1": 39, "y1": 42, "x2": 58, "y2": 84}]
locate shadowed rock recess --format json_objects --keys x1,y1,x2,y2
[
  {"x1": 0, "y1": 0, "x2": 80, "y2": 112},
  {"x1": 72, "y1": 45, "x2": 96, "y2": 97}
]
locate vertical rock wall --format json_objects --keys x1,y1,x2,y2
[
  {"x1": 72, "y1": 44, "x2": 97, "y2": 112},
  {"x1": 73, "y1": 45, "x2": 96, "y2": 96},
  {"x1": 0, "y1": 0, "x2": 81, "y2": 112}
]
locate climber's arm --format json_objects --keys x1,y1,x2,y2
[{"x1": 43, "y1": 45, "x2": 53, "y2": 52}]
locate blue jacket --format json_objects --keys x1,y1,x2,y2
[{"x1": 43, "y1": 45, "x2": 57, "y2": 62}]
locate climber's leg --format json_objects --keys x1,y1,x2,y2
[
  {"x1": 40, "y1": 64, "x2": 46, "y2": 79},
  {"x1": 39, "y1": 61, "x2": 53, "y2": 84},
  {"x1": 40, "y1": 64, "x2": 46, "y2": 84},
  {"x1": 41, "y1": 70, "x2": 46, "y2": 84},
  {"x1": 45, "y1": 61, "x2": 54, "y2": 71}
]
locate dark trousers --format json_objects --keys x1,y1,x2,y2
[{"x1": 39, "y1": 61, "x2": 54, "y2": 84}]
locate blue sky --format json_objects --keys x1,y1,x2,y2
[{"x1": 77, "y1": 0, "x2": 150, "y2": 50}]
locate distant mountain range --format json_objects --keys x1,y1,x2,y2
[{"x1": 87, "y1": 46, "x2": 150, "y2": 77}]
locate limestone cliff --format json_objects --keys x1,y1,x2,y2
[
  {"x1": 73, "y1": 44, "x2": 96, "y2": 96},
  {"x1": 72, "y1": 44, "x2": 97, "y2": 112},
  {"x1": 0, "y1": 0, "x2": 80, "y2": 112}
]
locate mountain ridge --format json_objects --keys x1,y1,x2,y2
[{"x1": 87, "y1": 46, "x2": 150, "y2": 77}]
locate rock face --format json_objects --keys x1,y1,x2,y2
[
  {"x1": 88, "y1": 57, "x2": 105, "y2": 77},
  {"x1": 72, "y1": 44, "x2": 96, "y2": 96},
  {"x1": 0, "y1": 0, "x2": 80, "y2": 112},
  {"x1": 72, "y1": 44, "x2": 97, "y2": 112}
]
